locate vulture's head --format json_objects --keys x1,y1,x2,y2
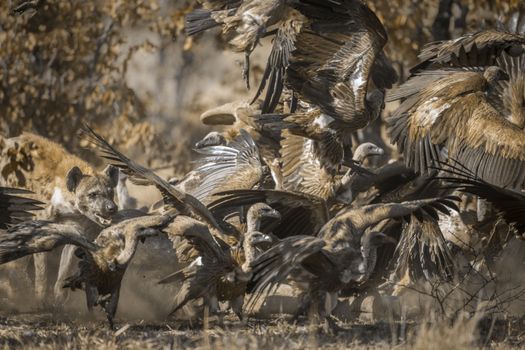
[
  {"x1": 248, "y1": 203, "x2": 281, "y2": 221},
  {"x1": 483, "y1": 66, "x2": 510, "y2": 85},
  {"x1": 245, "y1": 231, "x2": 273, "y2": 247},
  {"x1": 194, "y1": 131, "x2": 227, "y2": 149},
  {"x1": 354, "y1": 142, "x2": 384, "y2": 161}
]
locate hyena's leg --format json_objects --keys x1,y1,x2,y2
[
  {"x1": 33, "y1": 252, "x2": 48, "y2": 305},
  {"x1": 54, "y1": 245, "x2": 78, "y2": 304},
  {"x1": 2, "y1": 260, "x2": 32, "y2": 300}
]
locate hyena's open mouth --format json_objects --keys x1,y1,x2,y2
[{"x1": 94, "y1": 213, "x2": 112, "y2": 226}]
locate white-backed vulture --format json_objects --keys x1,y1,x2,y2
[
  {"x1": 186, "y1": 0, "x2": 396, "y2": 114},
  {"x1": 0, "y1": 213, "x2": 174, "y2": 329},
  {"x1": 160, "y1": 202, "x2": 279, "y2": 320},
  {"x1": 386, "y1": 65, "x2": 525, "y2": 189}
]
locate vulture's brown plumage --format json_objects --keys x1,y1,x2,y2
[
  {"x1": 186, "y1": 0, "x2": 396, "y2": 113},
  {"x1": 160, "y1": 203, "x2": 278, "y2": 320},
  {"x1": 0, "y1": 214, "x2": 173, "y2": 329},
  {"x1": 386, "y1": 66, "x2": 525, "y2": 189},
  {"x1": 438, "y1": 161, "x2": 525, "y2": 238},
  {"x1": 245, "y1": 193, "x2": 458, "y2": 328}
]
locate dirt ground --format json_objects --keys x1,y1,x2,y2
[{"x1": 0, "y1": 312, "x2": 524, "y2": 349}]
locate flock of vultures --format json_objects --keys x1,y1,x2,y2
[{"x1": 2, "y1": 0, "x2": 525, "y2": 333}]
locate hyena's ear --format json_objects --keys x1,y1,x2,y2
[
  {"x1": 103, "y1": 165, "x2": 119, "y2": 188},
  {"x1": 66, "y1": 166, "x2": 84, "y2": 192}
]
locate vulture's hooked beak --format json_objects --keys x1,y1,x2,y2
[
  {"x1": 371, "y1": 147, "x2": 385, "y2": 156},
  {"x1": 265, "y1": 209, "x2": 281, "y2": 220}
]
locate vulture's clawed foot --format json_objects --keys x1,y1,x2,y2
[
  {"x1": 243, "y1": 52, "x2": 251, "y2": 89},
  {"x1": 106, "y1": 315, "x2": 116, "y2": 331}
]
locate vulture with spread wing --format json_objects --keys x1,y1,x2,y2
[
  {"x1": 169, "y1": 129, "x2": 265, "y2": 205},
  {"x1": 0, "y1": 213, "x2": 173, "y2": 329},
  {"x1": 82, "y1": 125, "x2": 283, "y2": 320},
  {"x1": 438, "y1": 162, "x2": 525, "y2": 240},
  {"x1": 186, "y1": 0, "x2": 396, "y2": 114},
  {"x1": 159, "y1": 203, "x2": 279, "y2": 320},
  {"x1": 388, "y1": 15, "x2": 525, "y2": 189},
  {"x1": 246, "y1": 194, "x2": 458, "y2": 329},
  {"x1": 386, "y1": 65, "x2": 525, "y2": 189}
]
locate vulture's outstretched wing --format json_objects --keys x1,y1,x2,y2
[
  {"x1": 279, "y1": 122, "x2": 346, "y2": 200},
  {"x1": 0, "y1": 187, "x2": 43, "y2": 229},
  {"x1": 246, "y1": 235, "x2": 327, "y2": 311},
  {"x1": 320, "y1": 196, "x2": 460, "y2": 241},
  {"x1": 81, "y1": 125, "x2": 222, "y2": 231},
  {"x1": 387, "y1": 69, "x2": 525, "y2": 188},
  {"x1": 208, "y1": 188, "x2": 329, "y2": 238},
  {"x1": 438, "y1": 161, "x2": 525, "y2": 235},
  {"x1": 389, "y1": 214, "x2": 456, "y2": 285},
  {"x1": 252, "y1": 13, "x2": 302, "y2": 113},
  {"x1": 411, "y1": 29, "x2": 525, "y2": 72},
  {"x1": 191, "y1": 129, "x2": 264, "y2": 202},
  {"x1": 165, "y1": 215, "x2": 229, "y2": 266},
  {"x1": 0, "y1": 221, "x2": 98, "y2": 264},
  {"x1": 185, "y1": 0, "x2": 241, "y2": 36},
  {"x1": 488, "y1": 53, "x2": 525, "y2": 126},
  {"x1": 286, "y1": 31, "x2": 382, "y2": 129},
  {"x1": 286, "y1": 0, "x2": 393, "y2": 128}
]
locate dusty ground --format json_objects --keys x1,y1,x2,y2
[{"x1": 0, "y1": 312, "x2": 524, "y2": 349}]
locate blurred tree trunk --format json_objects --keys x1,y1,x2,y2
[{"x1": 432, "y1": 0, "x2": 453, "y2": 40}]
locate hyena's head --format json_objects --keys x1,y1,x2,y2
[{"x1": 66, "y1": 165, "x2": 118, "y2": 226}]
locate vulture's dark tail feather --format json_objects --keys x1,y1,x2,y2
[{"x1": 185, "y1": 9, "x2": 219, "y2": 36}]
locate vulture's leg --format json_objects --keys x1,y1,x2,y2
[
  {"x1": 84, "y1": 284, "x2": 98, "y2": 312},
  {"x1": 318, "y1": 293, "x2": 343, "y2": 335},
  {"x1": 243, "y1": 52, "x2": 251, "y2": 89},
  {"x1": 33, "y1": 252, "x2": 48, "y2": 306},
  {"x1": 291, "y1": 292, "x2": 311, "y2": 323},
  {"x1": 206, "y1": 294, "x2": 224, "y2": 325},
  {"x1": 231, "y1": 295, "x2": 245, "y2": 323},
  {"x1": 324, "y1": 292, "x2": 339, "y2": 316},
  {"x1": 102, "y1": 288, "x2": 120, "y2": 330}
]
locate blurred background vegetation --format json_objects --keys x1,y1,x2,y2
[{"x1": 0, "y1": 0, "x2": 522, "y2": 175}]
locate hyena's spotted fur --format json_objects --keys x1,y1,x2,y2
[{"x1": 0, "y1": 132, "x2": 119, "y2": 305}]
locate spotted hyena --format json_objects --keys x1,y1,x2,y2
[{"x1": 0, "y1": 132, "x2": 119, "y2": 305}]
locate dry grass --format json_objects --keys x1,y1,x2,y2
[{"x1": 0, "y1": 312, "x2": 523, "y2": 349}]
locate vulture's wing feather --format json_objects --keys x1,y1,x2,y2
[
  {"x1": 82, "y1": 125, "x2": 222, "y2": 231},
  {"x1": 252, "y1": 17, "x2": 300, "y2": 113},
  {"x1": 412, "y1": 30, "x2": 525, "y2": 72},
  {"x1": 0, "y1": 221, "x2": 98, "y2": 264},
  {"x1": 209, "y1": 188, "x2": 329, "y2": 238},
  {"x1": 191, "y1": 129, "x2": 264, "y2": 202},
  {"x1": 438, "y1": 162, "x2": 525, "y2": 234},
  {"x1": 246, "y1": 235, "x2": 326, "y2": 311},
  {"x1": 389, "y1": 214, "x2": 456, "y2": 284},
  {"x1": 0, "y1": 187, "x2": 43, "y2": 229}
]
